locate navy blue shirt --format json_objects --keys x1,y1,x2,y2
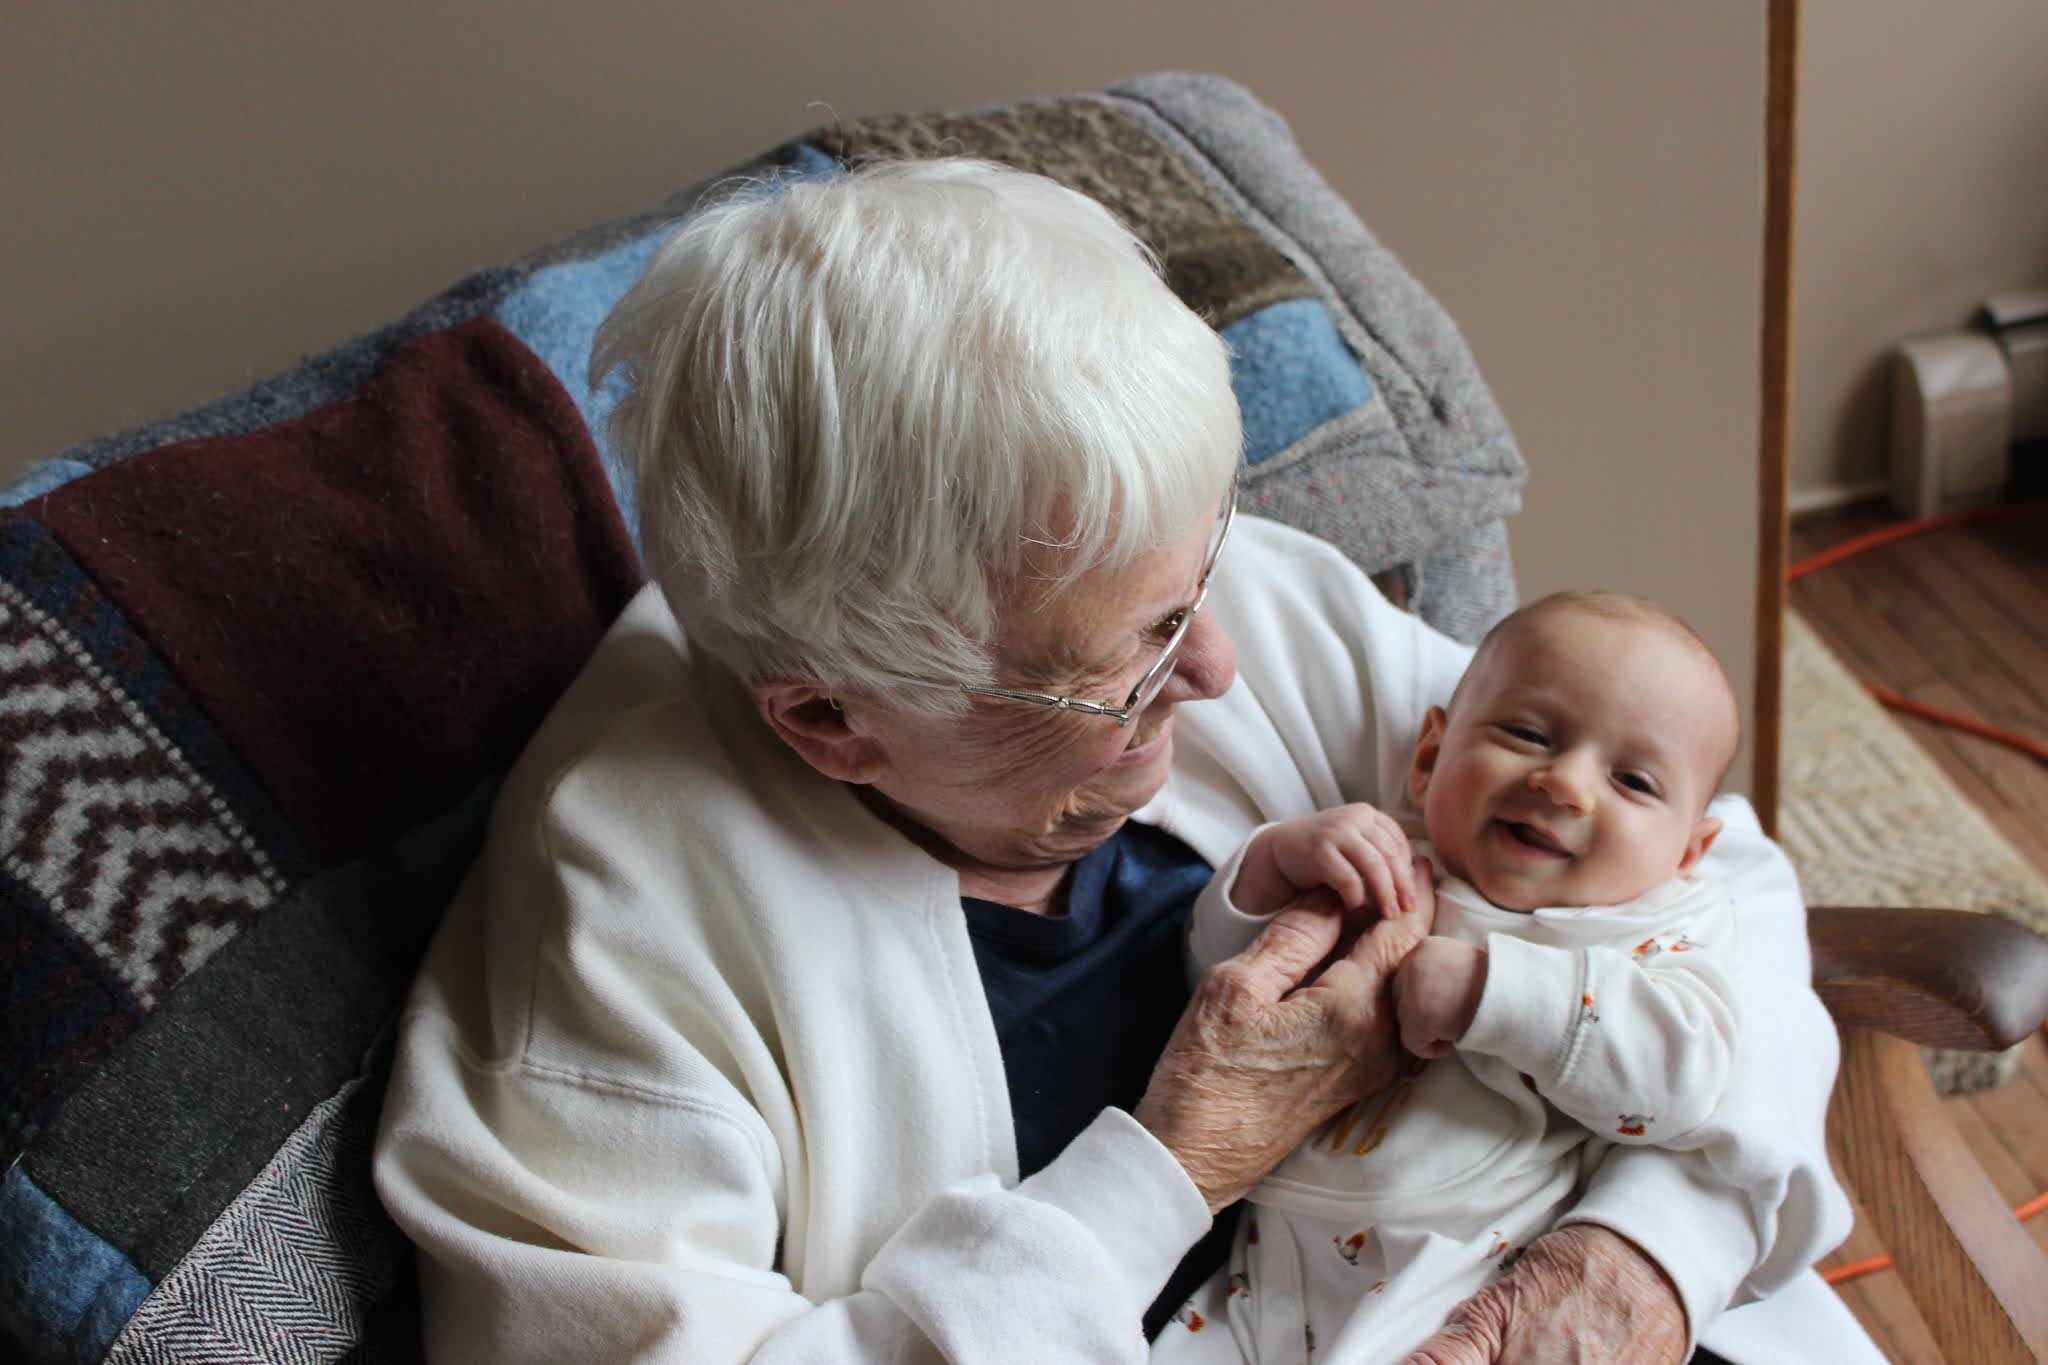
[{"x1": 962, "y1": 821, "x2": 1239, "y2": 1337}]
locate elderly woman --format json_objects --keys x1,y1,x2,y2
[{"x1": 373, "y1": 160, "x2": 1845, "y2": 1362}]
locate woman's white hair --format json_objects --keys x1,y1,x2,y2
[{"x1": 593, "y1": 158, "x2": 1241, "y2": 710}]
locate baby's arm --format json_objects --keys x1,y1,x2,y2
[
  {"x1": 1231, "y1": 802, "x2": 1422, "y2": 920},
  {"x1": 1187, "y1": 806, "x2": 1429, "y2": 978},
  {"x1": 1416, "y1": 886, "x2": 1741, "y2": 1145}
]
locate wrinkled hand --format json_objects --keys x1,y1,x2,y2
[
  {"x1": 1402, "y1": 1224, "x2": 1687, "y2": 1365},
  {"x1": 1135, "y1": 883, "x2": 1435, "y2": 1213},
  {"x1": 1393, "y1": 936, "x2": 1488, "y2": 1059},
  {"x1": 1234, "y1": 803, "x2": 1420, "y2": 920}
]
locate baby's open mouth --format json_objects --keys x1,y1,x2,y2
[{"x1": 1501, "y1": 820, "x2": 1570, "y2": 857}]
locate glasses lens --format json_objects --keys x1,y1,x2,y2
[
  {"x1": 1117, "y1": 484, "x2": 1234, "y2": 724},
  {"x1": 1128, "y1": 647, "x2": 1180, "y2": 719}
]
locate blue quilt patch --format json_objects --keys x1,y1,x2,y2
[
  {"x1": 0, "y1": 1167, "x2": 150, "y2": 1363},
  {"x1": 493, "y1": 145, "x2": 842, "y2": 548},
  {"x1": 0, "y1": 460, "x2": 94, "y2": 509},
  {"x1": 1221, "y1": 297, "x2": 1375, "y2": 465},
  {"x1": 491, "y1": 232, "x2": 668, "y2": 543}
]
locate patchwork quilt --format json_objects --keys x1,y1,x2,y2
[{"x1": 0, "y1": 72, "x2": 1522, "y2": 1362}]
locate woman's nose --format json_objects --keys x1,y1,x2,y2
[{"x1": 1162, "y1": 608, "x2": 1237, "y2": 704}]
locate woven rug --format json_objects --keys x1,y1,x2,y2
[{"x1": 1778, "y1": 611, "x2": 2048, "y2": 1093}]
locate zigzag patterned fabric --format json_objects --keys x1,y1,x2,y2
[
  {"x1": 0, "y1": 320, "x2": 644, "y2": 1361},
  {"x1": 0, "y1": 576, "x2": 286, "y2": 1013},
  {"x1": 0, "y1": 73, "x2": 1523, "y2": 1362}
]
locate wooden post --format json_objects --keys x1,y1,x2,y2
[{"x1": 1754, "y1": 0, "x2": 1800, "y2": 836}]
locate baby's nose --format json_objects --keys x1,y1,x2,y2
[{"x1": 1529, "y1": 752, "x2": 1596, "y2": 811}]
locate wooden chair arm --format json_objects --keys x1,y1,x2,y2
[
  {"x1": 1830, "y1": 1028, "x2": 2048, "y2": 1361},
  {"x1": 1808, "y1": 905, "x2": 2048, "y2": 1051}
]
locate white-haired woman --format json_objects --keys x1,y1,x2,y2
[{"x1": 373, "y1": 161, "x2": 1845, "y2": 1363}]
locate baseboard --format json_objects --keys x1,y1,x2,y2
[{"x1": 1789, "y1": 479, "x2": 1888, "y2": 518}]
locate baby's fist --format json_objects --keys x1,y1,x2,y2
[{"x1": 1393, "y1": 936, "x2": 1488, "y2": 1059}]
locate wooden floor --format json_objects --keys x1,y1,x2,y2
[{"x1": 1791, "y1": 500, "x2": 2048, "y2": 1363}]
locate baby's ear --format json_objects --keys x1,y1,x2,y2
[
  {"x1": 1407, "y1": 706, "x2": 1449, "y2": 808},
  {"x1": 1677, "y1": 814, "x2": 1723, "y2": 878}
]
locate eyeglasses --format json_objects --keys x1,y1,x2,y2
[{"x1": 961, "y1": 479, "x2": 1238, "y2": 727}]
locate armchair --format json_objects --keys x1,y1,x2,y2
[
  {"x1": 1812, "y1": 906, "x2": 2048, "y2": 1361},
  {"x1": 1, "y1": 71, "x2": 2043, "y2": 1365}
]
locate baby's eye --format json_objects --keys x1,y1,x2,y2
[
  {"x1": 1615, "y1": 771, "x2": 1658, "y2": 796},
  {"x1": 1499, "y1": 723, "x2": 1546, "y2": 745}
]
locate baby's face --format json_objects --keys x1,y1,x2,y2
[{"x1": 1408, "y1": 612, "x2": 1733, "y2": 910}]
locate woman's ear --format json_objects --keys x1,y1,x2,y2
[
  {"x1": 749, "y1": 679, "x2": 887, "y2": 784},
  {"x1": 1407, "y1": 706, "x2": 1449, "y2": 809}
]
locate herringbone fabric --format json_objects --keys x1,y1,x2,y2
[{"x1": 103, "y1": 1071, "x2": 408, "y2": 1365}]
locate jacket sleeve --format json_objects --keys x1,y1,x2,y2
[
  {"x1": 1459, "y1": 891, "x2": 1739, "y2": 1144},
  {"x1": 1553, "y1": 802, "x2": 1852, "y2": 1348},
  {"x1": 375, "y1": 988, "x2": 1210, "y2": 1364},
  {"x1": 371, "y1": 708, "x2": 1215, "y2": 1363}
]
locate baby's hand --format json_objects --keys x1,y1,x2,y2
[
  {"x1": 1235, "y1": 803, "x2": 1424, "y2": 921},
  {"x1": 1393, "y1": 936, "x2": 1488, "y2": 1059}
]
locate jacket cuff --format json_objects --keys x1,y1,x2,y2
[
  {"x1": 1558, "y1": 1147, "x2": 1763, "y2": 1356},
  {"x1": 1458, "y1": 932, "x2": 1579, "y2": 1077},
  {"x1": 1018, "y1": 1106, "x2": 1213, "y2": 1310}
]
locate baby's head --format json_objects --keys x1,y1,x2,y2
[{"x1": 1406, "y1": 591, "x2": 1740, "y2": 911}]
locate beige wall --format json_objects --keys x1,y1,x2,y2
[
  {"x1": 0, "y1": 3, "x2": 1769, "y2": 788},
  {"x1": 1794, "y1": 0, "x2": 2048, "y2": 507}
]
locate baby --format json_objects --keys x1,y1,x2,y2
[{"x1": 1159, "y1": 590, "x2": 1744, "y2": 1364}]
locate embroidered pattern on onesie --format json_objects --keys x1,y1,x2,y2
[
  {"x1": 1319, "y1": 1055, "x2": 1430, "y2": 1155},
  {"x1": 1631, "y1": 931, "x2": 1706, "y2": 964}
]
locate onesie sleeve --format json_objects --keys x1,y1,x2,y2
[
  {"x1": 1554, "y1": 800, "x2": 1853, "y2": 1349},
  {"x1": 1459, "y1": 885, "x2": 1739, "y2": 1144},
  {"x1": 1184, "y1": 830, "x2": 1280, "y2": 983}
]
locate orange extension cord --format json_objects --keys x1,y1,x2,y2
[
  {"x1": 1787, "y1": 498, "x2": 2048, "y2": 767},
  {"x1": 1792, "y1": 499, "x2": 2048, "y2": 1287}
]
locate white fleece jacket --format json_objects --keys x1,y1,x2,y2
[{"x1": 372, "y1": 516, "x2": 1853, "y2": 1363}]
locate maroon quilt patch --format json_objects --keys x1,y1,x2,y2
[{"x1": 34, "y1": 319, "x2": 643, "y2": 866}]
